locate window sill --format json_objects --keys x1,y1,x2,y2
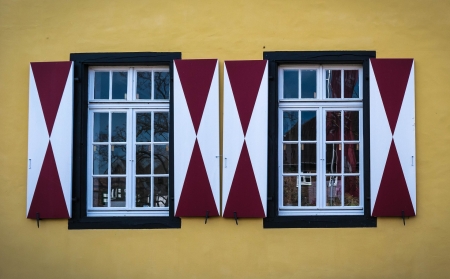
[
  {"x1": 263, "y1": 215, "x2": 376, "y2": 228},
  {"x1": 68, "y1": 216, "x2": 180, "y2": 230}
]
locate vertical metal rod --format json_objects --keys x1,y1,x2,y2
[
  {"x1": 205, "y1": 210, "x2": 209, "y2": 224},
  {"x1": 402, "y1": 210, "x2": 405, "y2": 226},
  {"x1": 234, "y1": 212, "x2": 238, "y2": 225},
  {"x1": 36, "y1": 212, "x2": 40, "y2": 228}
]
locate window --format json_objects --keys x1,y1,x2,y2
[
  {"x1": 264, "y1": 51, "x2": 376, "y2": 228},
  {"x1": 69, "y1": 52, "x2": 181, "y2": 229}
]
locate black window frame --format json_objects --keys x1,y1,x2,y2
[
  {"x1": 263, "y1": 51, "x2": 377, "y2": 228},
  {"x1": 69, "y1": 52, "x2": 181, "y2": 229}
]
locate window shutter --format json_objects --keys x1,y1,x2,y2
[
  {"x1": 370, "y1": 58, "x2": 416, "y2": 217},
  {"x1": 27, "y1": 62, "x2": 73, "y2": 219},
  {"x1": 173, "y1": 59, "x2": 220, "y2": 217},
  {"x1": 222, "y1": 60, "x2": 268, "y2": 218}
]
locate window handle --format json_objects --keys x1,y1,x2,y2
[
  {"x1": 224, "y1": 157, "x2": 227, "y2": 168},
  {"x1": 29, "y1": 159, "x2": 31, "y2": 169},
  {"x1": 411, "y1": 156, "x2": 414, "y2": 166}
]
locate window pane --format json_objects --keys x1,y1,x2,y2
[
  {"x1": 344, "y1": 70, "x2": 359, "y2": 98},
  {"x1": 111, "y1": 177, "x2": 126, "y2": 207},
  {"x1": 136, "y1": 145, "x2": 151, "y2": 174},
  {"x1": 301, "y1": 70, "x2": 316, "y2": 98},
  {"x1": 154, "y1": 112, "x2": 169, "y2": 142},
  {"x1": 154, "y1": 72, "x2": 170, "y2": 100},
  {"x1": 136, "y1": 72, "x2": 152, "y2": 99},
  {"x1": 136, "y1": 177, "x2": 151, "y2": 207},
  {"x1": 344, "y1": 176, "x2": 360, "y2": 206},
  {"x1": 300, "y1": 176, "x2": 316, "y2": 206},
  {"x1": 93, "y1": 113, "x2": 108, "y2": 142},
  {"x1": 93, "y1": 177, "x2": 108, "y2": 207},
  {"x1": 326, "y1": 144, "x2": 342, "y2": 174},
  {"x1": 326, "y1": 111, "x2": 341, "y2": 141},
  {"x1": 111, "y1": 145, "x2": 126, "y2": 174},
  {"x1": 136, "y1": 113, "x2": 152, "y2": 142},
  {"x1": 94, "y1": 72, "x2": 109, "y2": 99},
  {"x1": 344, "y1": 111, "x2": 359, "y2": 141},
  {"x1": 301, "y1": 111, "x2": 316, "y2": 140},
  {"x1": 112, "y1": 72, "x2": 127, "y2": 99},
  {"x1": 344, "y1": 144, "x2": 359, "y2": 173},
  {"x1": 283, "y1": 111, "x2": 298, "y2": 141},
  {"x1": 301, "y1": 143, "x2": 316, "y2": 173},
  {"x1": 111, "y1": 113, "x2": 126, "y2": 142},
  {"x1": 326, "y1": 70, "x2": 341, "y2": 98},
  {"x1": 283, "y1": 144, "x2": 298, "y2": 173},
  {"x1": 326, "y1": 176, "x2": 342, "y2": 206},
  {"x1": 93, "y1": 145, "x2": 108, "y2": 174},
  {"x1": 283, "y1": 70, "x2": 299, "y2": 98},
  {"x1": 283, "y1": 176, "x2": 298, "y2": 206},
  {"x1": 154, "y1": 144, "x2": 169, "y2": 174},
  {"x1": 154, "y1": 177, "x2": 168, "y2": 207}
]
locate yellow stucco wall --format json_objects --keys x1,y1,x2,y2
[{"x1": 1, "y1": 0, "x2": 450, "y2": 278}]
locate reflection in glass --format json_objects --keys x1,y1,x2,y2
[
  {"x1": 301, "y1": 111, "x2": 316, "y2": 141},
  {"x1": 111, "y1": 177, "x2": 126, "y2": 207},
  {"x1": 136, "y1": 72, "x2": 152, "y2": 99},
  {"x1": 154, "y1": 145, "x2": 169, "y2": 174},
  {"x1": 283, "y1": 111, "x2": 298, "y2": 141},
  {"x1": 344, "y1": 111, "x2": 359, "y2": 141},
  {"x1": 344, "y1": 176, "x2": 360, "y2": 206},
  {"x1": 301, "y1": 144, "x2": 316, "y2": 173},
  {"x1": 300, "y1": 176, "x2": 316, "y2": 206},
  {"x1": 111, "y1": 145, "x2": 126, "y2": 174},
  {"x1": 154, "y1": 72, "x2": 170, "y2": 100},
  {"x1": 283, "y1": 70, "x2": 298, "y2": 98},
  {"x1": 326, "y1": 144, "x2": 341, "y2": 174},
  {"x1": 283, "y1": 144, "x2": 298, "y2": 173},
  {"x1": 136, "y1": 177, "x2": 151, "y2": 207},
  {"x1": 344, "y1": 70, "x2": 359, "y2": 98},
  {"x1": 111, "y1": 113, "x2": 126, "y2": 142},
  {"x1": 154, "y1": 112, "x2": 169, "y2": 142},
  {"x1": 344, "y1": 144, "x2": 359, "y2": 173},
  {"x1": 93, "y1": 113, "x2": 108, "y2": 142},
  {"x1": 112, "y1": 72, "x2": 127, "y2": 99},
  {"x1": 94, "y1": 72, "x2": 109, "y2": 99},
  {"x1": 136, "y1": 145, "x2": 151, "y2": 174},
  {"x1": 326, "y1": 70, "x2": 341, "y2": 98},
  {"x1": 136, "y1": 113, "x2": 152, "y2": 142},
  {"x1": 326, "y1": 176, "x2": 342, "y2": 206},
  {"x1": 154, "y1": 177, "x2": 168, "y2": 207},
  {"x1": 326, "y1": 111, "x2": 341, "y2": 141},
  {"x1": 93, "y1": 177, "x2": 108, "y2": 207},
  {"x1": 93, "y1": 145, "x2": 108, "y2": 174},
  {"x1": 283, "y1": 176, "x2": 298, "y2": 206},
  {"x1": 301, "y1": 70, "x2": 317, "y2": 98}
]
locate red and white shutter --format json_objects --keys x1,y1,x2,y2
[
  {"x1": 27, "y1": 62, "x2": 73, "y2": 219},
  {"x1": 174, "y1": 59, "x2": 220, "y2": 217},
  {"x1": 222, "y1": 60, "x2": 268, "y2": 218},
  {"x1": 370, "y1": 58, "x2": 416, "y2": 217}
]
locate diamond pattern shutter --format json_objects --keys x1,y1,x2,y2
[
  {"x1": 370, "y1": 58, "x2": 416, "y2": 217},
  {"x1": 222, "y1": 60, "x2": 268, "y2": 218},
  {"x1": 27, "y1": 61, "x2": 73, "y2": 219}
]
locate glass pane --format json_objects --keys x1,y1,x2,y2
[
  {"x1": 136, "y1": 72, "x2": 152, "y2": 99},
  {"x1": 344, "y1": 70, "x2": 359, "y2": 98},
  {"x1": 326, "y1": 70, "x2": 341, "y2": 98},
  {"x1": 93, "y1": 113, "x2": 108, "y2": 142},
  {"x1": 301, "y1": 70, "x2": 316, "y2": 98},
  {"x1": 301, "y1": 143, "x2": 316, "y2": 173},
  {"x1": 154, "y1": 144, "x2": 169, "y2": 174},
  {"x1": 94, "y1": 72, "x2": 109, "y2": 99},
  {"x1": 283, "y1": 111, "x2": 298, "y2": 141},
  {"x1": 326, "y1": 143, "x2": 342, "y2": 174},
  {"x1": 301, "y1": 111, "x2": 316, "y2": 140},
  {"x1": 136, "y1": 177, "x2": 151, "y2": 207},
  {"x1": 111, "y1": 113, "x2": 126, "y2": 142},
  {"x1": 93, "y1": 145, "x2": 108, "y2": 174},
  {"x1": 283, "y1": 176, "x2": 298, "y2": 206},
  {"x1": 154, "y1": 177, "x2": 168, "y2": 207},
  {"x1": 93, "y1": 177, "x2": 108, "y2": 207},
  {"x1": 344, "y1": 111, "x2": 359, "y2": 141},
  {"x1": 111, "y1": 177, "x2": 126, "y2": 207},
  {"x1": 111, "y1": 145, "x2": 126, "y2": 174},
  {"x1": 112, "y1": 72, "x2": 127, "y2": 99},
  {"x1": 136, "y1": 145, "x2": 151, "y2": 174},
  {"x1": 154, "y1": 112, "x2": 169, "y2": 142},
  {"x1": 283, "y1": 144, "x2": 298, "y2": 173},
  {"x1": 326, "y1": 176, "x2": 342, "y2": 206},
  {"x1": 344, "y1": 176, "x2": 360, "y2": 206},
  {"x1": 154, "y1": 72, "x2": 170, "y2": 100},
  {"x1": 300, "y1": 176, "x2": 316, "y2": 206},
  {"x1": 283, "y1": 70, "x2": 298, "y2": 98},
  {"x1": 136, "y1": 113, "x2": 152, "y2": 142},
  {"x1": 344, "y1": 144, "x2": 359, "y2": 173},
  {"x1": 326, "y1": 111, "x2": 341, "y2": 141}
]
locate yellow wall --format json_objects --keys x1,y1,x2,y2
[{"x1": 1, "y1": 0, "x2": 450, "y2": 278}]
